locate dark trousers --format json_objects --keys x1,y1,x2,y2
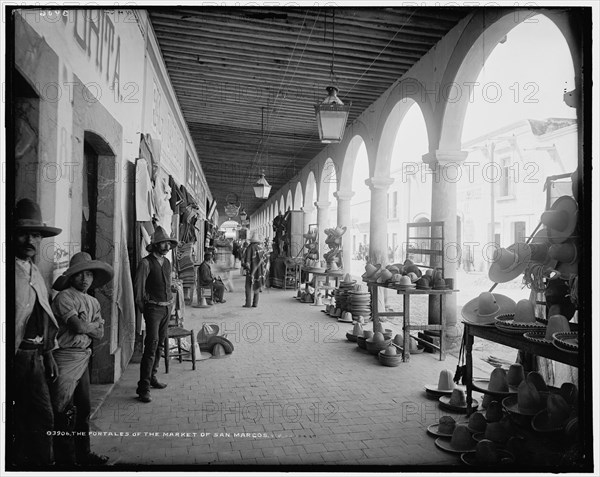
[
  {"x1": 54, "y1": 367, "x2": 91, "y2": 465},
  {"x1": 137, "y1": 304, "x2": 170, "y2": 393},
  {"x1": 213, "y1": 280, "x2": 225, "y2": 302},
  {"x1": 12, "y1": 349, "x2": 55, "y2": 467},
  {"x1": 245, "y1": 276, "x2": 260, "y2": 307}
]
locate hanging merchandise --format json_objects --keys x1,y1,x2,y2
[
  {"x1": 135, "y1": 158, "x2": 155, "y2": 222},
  {"x1": 153, "y1": 174, "x2": 173, "y2": 235}
]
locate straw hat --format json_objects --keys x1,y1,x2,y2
[
  {"x1": 14, "y1": 198, "x2": 62, "y2": 237},
  {"x1": 467, "y1": 412, "x2": 487, "y2": 434},
  {"x1": 52, "y1": 252, "x2": 114, "y2": 291},
  {"x1": 488, "y1": 243, "x2": 531, "y2": 283},
  {"x1": 427, "y1": 415, "x2": 456, "y2": 437},
  {"x1": 462, "y1": 292, "x2": 516, "y2": 326},
  {"x1": 513, "y1": 299, "x2": 536, "y2": 323},
  {"x1": 529, "y1": 229, "x2": 557, "y2": 268},
  {"x1": 146, "y1": 226, "x2": 178, "y2": 252},
  {"x1": 540, "y1": 195, "x2": 578, "y2": 244},
  {"x1": 485, "y1": 401, "x2": 504, "y2": 423},
  {"x1": 548, "y1": 241, "x2": 579, "y2": 276},
  {"x1": 434, "y1": 425, "x2": 476, "y2": 453},
  {"x1": 424, "y1": 369, "x2": 455, "y2": 394},
  {"x1": 516, "y1": 381, "x2": 542, "y2": 415},
  {"x1": 481, "y1": 368, "x2": 509, "y2": 408},
  {"x1": 197, "y1": 324, "x2": 220, "y2": 349},
  {"x1": 506, "y1": 364, "x2": 525, "y2": 389},
  {"x1": 531, "y1": 394, "x2": 571, "y2": 432}
]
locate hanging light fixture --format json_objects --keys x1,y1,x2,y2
[
  {"x1": 253, "y1": 107, "x2": 272, "y2": 199},
  {"x1": 314, "y1": 10, "x2": 351, "y2": 143},
  {"x1": 253, "y1": 171, "x2": 271, "y2": 199},
  {"x1": 239, "y1": 208, "x2": 248, "y2": 221}
]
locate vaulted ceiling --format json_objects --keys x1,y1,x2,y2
[{"x1": 148, "y1": 7, "x2": 474, "y2": 218}]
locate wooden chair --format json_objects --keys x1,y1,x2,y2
[{"x1": 164, "y1": 319, "x2": 197, "y2": 373}]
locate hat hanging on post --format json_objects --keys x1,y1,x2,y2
[
  {"x1": 488, "y1": 243, "x2": 531, "y2": 284},
  {"x1": 540, "y1": 195, "x2": 578, "y2": 244}
]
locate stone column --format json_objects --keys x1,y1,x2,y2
[
  {"x1": 422, "y1": 150, "x2": 467, "y2": 345},
  {"x1": 314, "y1": 200, "x2": 331, "y2": 264},
  {"x1": 334, "y1": 190, "x2": 354, "y2": 269},
  {"x1": 366, "y1": 177, "x2": 394, "y2": 313}
]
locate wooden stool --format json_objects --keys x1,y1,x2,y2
[
  {"x1": 197, "y1": 285, "x2": 214, "y2": 305},
  {"x1": 164, "y1": 327, "x2": 196, "y2": 372}
]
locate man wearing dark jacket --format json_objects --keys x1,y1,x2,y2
[{"x1": 197, "y1": 253, "x2": 226, "y2": 303}]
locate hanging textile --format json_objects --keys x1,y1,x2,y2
[
  {"x1": 135, "y1": 158, "x2": 154, "y2": 222},
  {"x1": 176, "y1": 243, "x2": 196, "y2": 290},
  {"x1": 169, "y1": 176, "x2": 183, "y2": 212},
  {"x1": 153, "y1": 175, "x2": 173, "y2": 235}
]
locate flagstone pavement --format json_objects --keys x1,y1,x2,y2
[{"x1": 89, "y1": 274, "x2": 515, "y2": 470}]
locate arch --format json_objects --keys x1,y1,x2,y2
[
  {"x1": 374, "y1": 82, "x2": 434, "y2": 179},
  {"x1": 304, "y1": 170, "x2": 317, "y2": 210},
  {"x1": 286, "y1": 189, "x2": 293, "y2": 211},
  {"x1": 438, "y1": 9, "x2": 580, "y2": 151},
  {"x1": 318, "y1": 157, "x2": 338, "y2": 203},
  {"x1": 294, "y1": 182, "x2": 303, "y2": 210},
  {"x1": 278, "y1": 197, "x2": 286, "y2": 214},
  {"x1": 337, "y1": 127, "x2": 370, "y2": 194}
]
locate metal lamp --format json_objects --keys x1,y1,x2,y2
[
  {"x1": 253, "y1": 172, "x2": 271, "y2": 199},
  {"x1": 315, "y1": 86, "x2": 351, "y2": 143}
]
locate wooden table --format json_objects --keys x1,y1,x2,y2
[
  {"x1": 463, "y1": 322, "x2": 579, "y2": 416},
  {"x1": 365, "y1": 281, "x2": 458, "y2": 362},
  {"x1": 302, "y1": 268, "x2": 343, "y2": 299}
]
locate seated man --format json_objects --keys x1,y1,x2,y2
[{"x1": 197, "y1": 253, "x2": 226, "y2": 303}]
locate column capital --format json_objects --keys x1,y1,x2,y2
[
  {"x1": 422, "y1": 150, "x2": 468, "y2": 167},
  {"x1": 333, "y1": 190, "x2": 355, "y2": 202},
  {"x1": 365, "y1": 177, "x2": 394, "y2": 191},
  {"x1": 301, "y1": 205, "x2": 315, "y2": 214},
  {"x1": 314, "y1": 200, "x2": 331, "y2": 209}
]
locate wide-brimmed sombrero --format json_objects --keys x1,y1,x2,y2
[
  {"x1": 540, "y1": 195, "x2": 578, "y2": 244},
  {"x1": 52, "y1": 252, "x2": 114, "y2": 291},
  {"x1": 146, "y1": 226, "x2": 178, "y2": 252},
  {"x1": 488, "y1": 243, "x2": 531, "y2": 284},
  {"x1": 462, "y1": 292, "x2": 517, "y2": 326},
  {"x1": 15, "y1": 198, "x2": 62, "y2": 238}
]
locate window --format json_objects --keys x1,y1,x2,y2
[
  {"x1": 514, "y1": 221, "x2": 526, "y2": 243},
  {"x1": 499, "y1": 155, "x2": 514, "y2": 197}
]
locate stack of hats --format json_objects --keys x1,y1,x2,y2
[
  {"x1": 476, "y1": 367, "x2": 514, "y2": 409},
  {"x1": 523, "y1": 313, "x2": 571, "y2": 344},
  {"x1": 365, "y1": 331, "x2": 391, "y2": 355},
  {"x1": 434, "y1": 425, "x2": 476, "y2": 453},
  {"x1": 177, "y1": 242, "x2": 196, "y2": 292},
  {"x1": 427, "y1": 415, "x2": 456, "y2": 438},
  {"x1": 346, "y1": 321, "x2": 364, "y2": 342},
  {"x1": 502, "y1": 372, "x2": 548, "y2": 425},
  {"x1": 348, "y1": 284, "x2": 371, "y2": 321},
  {"x1": 461, "y1": 439, "x2": 515, "y2": 466},
  {"x1": 494, "y1": 299, "x2": 545, "y2": 334},
  {"x1": 378, "y1": 344, "x2": 402, "y2": 367},
  {"x1": 335, "y1": 277, "x2": 356, "y2": 315},
  {"x1": 439, "y1": 388, "x2": 478, "y2": 413},
  {"x1": 197, "y1": 324, "x2": 234, "y2": 359}
]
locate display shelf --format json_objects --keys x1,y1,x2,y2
[
  {"x1": 463, "y1": 322, "x2": 580, "y2": 416},
  {"x1": 364, "y1": 280, "x2": 458, "y2": 362}
]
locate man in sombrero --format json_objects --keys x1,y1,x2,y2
[
  {"x1": 12, "y1": 198, "x2": 61, "y2": 467},
  {"x1": 50, "y1": 252, "x2": 113, "y2": 466},
  {"x1": 134, "y1": 226, "x2": 178, "y2": 403}
]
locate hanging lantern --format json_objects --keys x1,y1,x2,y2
[
  {"x1": 253, "y1": 172, "x2": 271, "y2": 199},
  {"x1": 314, "y1": 86, "x2": 351, "y2": 143},
  {"x1": 240, "y1": 209, "x2": 248, "y2": 221}
]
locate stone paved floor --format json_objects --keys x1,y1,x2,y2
[{"x1": 89, "y1": 274, "x2": 513, "y2": 469}]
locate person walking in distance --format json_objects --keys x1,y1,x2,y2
[
  {"x1": 134, "y1": 226, "x2": 178, "y2": 403},
  {"x1": 242, "y1": 231, "x2": 265, "y2": 308},
  {"x1": 50, "y1": 252, "x2": 113, "y2": 466},
  {"x1": 12, "y1": 198, "x2": 61, "y2": 467}
]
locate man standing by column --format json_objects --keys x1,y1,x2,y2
[
  {"x1": 12, "y1": 198, "x2": 61, "y2": 467},
  {"x1": 134, "y1": 226, "x2": 178, "y2": 403},
  {"x1": 242, "y1": 231, "x2": 265, "y2": 308}
]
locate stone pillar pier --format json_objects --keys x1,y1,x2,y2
[
  {"x1": 366, "y1": 177, "x2": 394, "y2": 313},
  {"x1": 422, "y1": 150, "x2": 468, "y2": 346},
  {"x1": 334, "y1": 190, "x2": 354, "y2": 269},
  {"x1": 314, "y1": 201, "x2": 331, "y2": 263}
]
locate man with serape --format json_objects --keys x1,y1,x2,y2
[
  {"x1": 51, "y1": 252, "x2": 113, "y2": 466},
  {"x1": 242, "y1": 231, "x2": 265, "y2": 308},
  {"x1": 134, "y1": 226, "x2": 177, "y2": 403},
  {"x1": 12, "y1": 198, "x2": 61, "y2": 467}
]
